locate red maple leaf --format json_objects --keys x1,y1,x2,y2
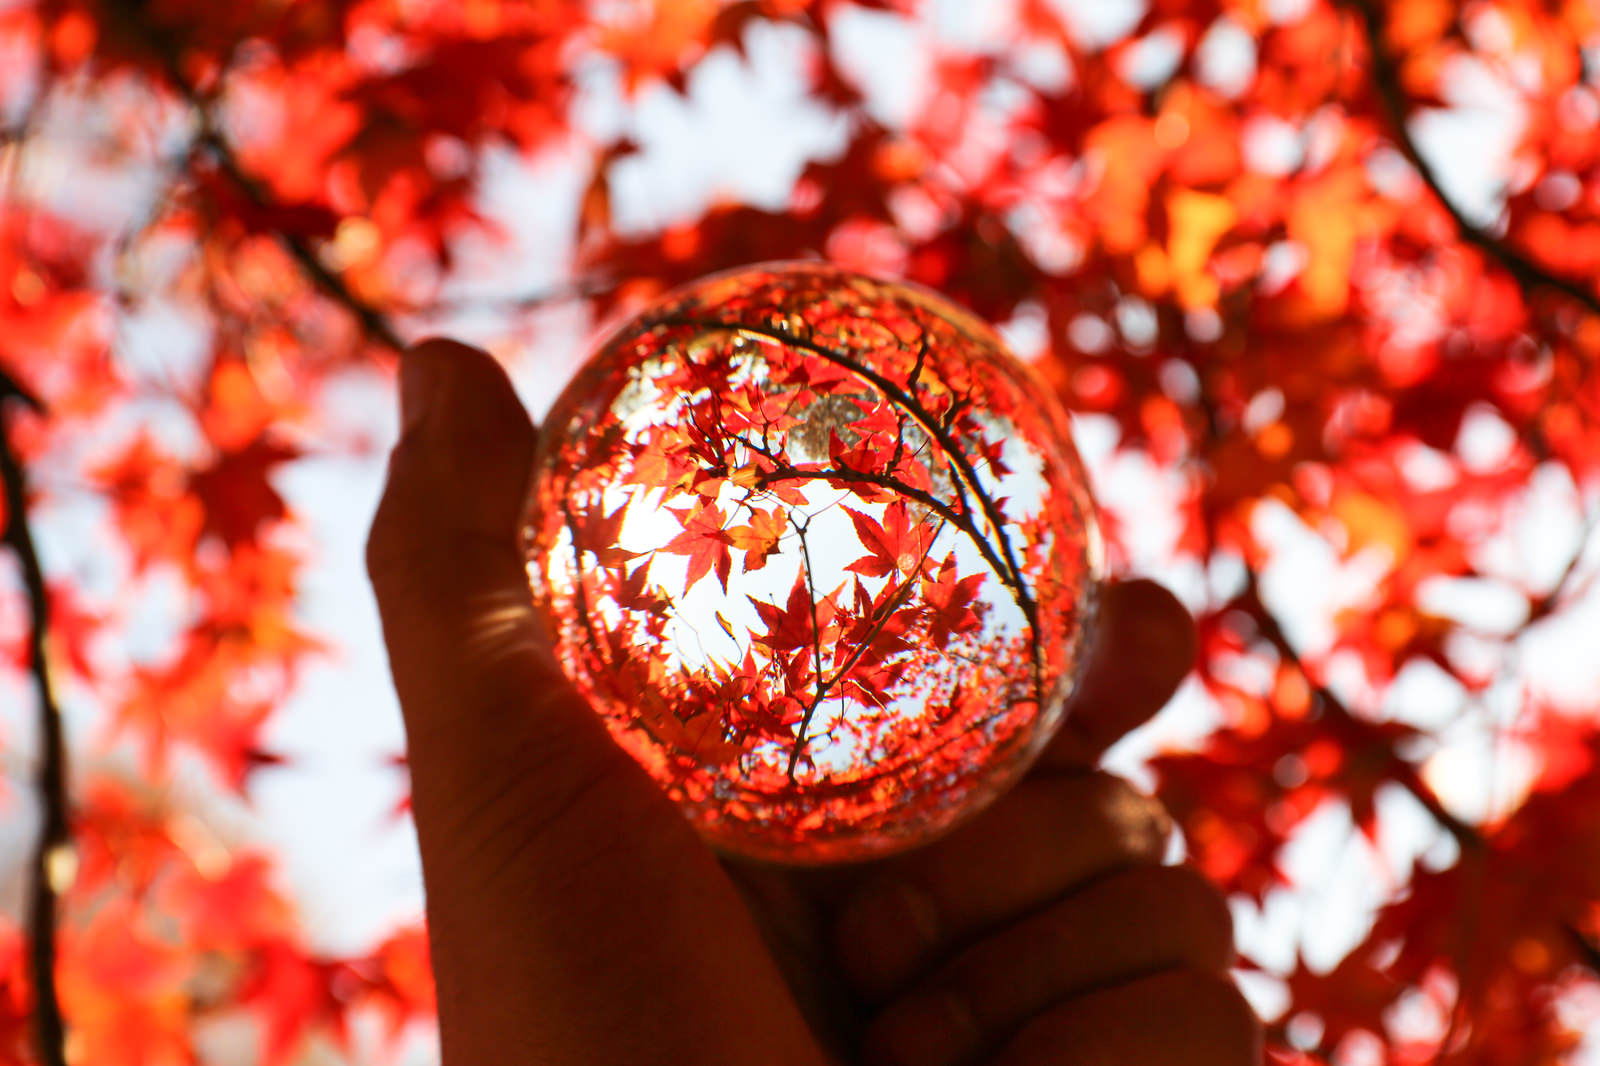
[
  {"x1": 920, "y1": 555, "x2": 987, "y2": 646},
  {"x1": 571, "y1": 500, "x2": 640, "y2": 569},
  {"x1": 843, "y1": 501, "x2": 933, "y2": 578},
  {"x1": 188, "y1": 436, "x2": 300, "y2": 549},
  {"x1": 750, "y1": 572, "x2": 827, "y2": 656},
  {"x1": 662, "y1": 502, "x2": 734, "y2": 591}
]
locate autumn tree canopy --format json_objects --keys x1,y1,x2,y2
[{"x1": 1, "y1": 0, "x2": 1598, "y2": 1063}]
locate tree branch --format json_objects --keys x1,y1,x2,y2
[
  {"x1": 122, "y1": 0, "x2": 614, "y2": 346},
  {"x1": 198, "y1": 121, "x2": 407, "y2": 350},
  {"x1": 1239, "y1": 567, "x2": 1486, "y2": 850},
  {"x1": 784, "y1": 519, "x2": 946, "y2": 782},
  {"x1": 1345, "y1": 0, "x2": 1600, "y2": 992},
  {"x1": 1349, "y1": 0, "x2": 1600, "y2": 319},
  {"x1": 787, "y1": 515, "x2": 827, "y2": 782},
  {"x1": 666, "y1": 316, "x2": 1039, "y2": 631},
  {"x1": 752, "y1": 462, "x2": 1026, "y2": 624},
  {"x1": 1526, "y1": 504, "x2": 1598, "y2": 626},
  {"x1": 0, "y1": 371, "x2": 70, "y2": 1066},
  {"x1": 118, "y1": 6, "x2": 406, "y2": 353},
  {"x1": 1241, "y1": 565, "x2": 1600, "y2": 987}
]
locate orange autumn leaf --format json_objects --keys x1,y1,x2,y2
[
  {"x1": 1285, "y1": 167, "x2": 1370, "y2": 319},
  {"x1": 728, "y1": 504, "x2": 786, "y2": 570},
  {"x1": 597, "y1": 0, "x2": 720, "y2": 93}
]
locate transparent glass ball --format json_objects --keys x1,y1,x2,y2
[{"x1": 525, "y1": 261, "x2": 1102, "y2": 864}]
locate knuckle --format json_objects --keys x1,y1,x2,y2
[
  {"x1": 426, "y1": 737, "x2": 634, "y2": 899},
  {"x1": 1144, "y1": 865, "x2": 1236, "y2": 970},
  {"x1": 860, "y1": 988, "x2": 980, "y2": 1066},
  {"x1": 1082, "y1": 772, "x2": 1172, "y2": 860},
  {"x1": 1167, "y1": 970, "x2": 1262, "y2": 1060},
  {"x1": 832, "y1": 878, "x2": 944, "y2": 999}
]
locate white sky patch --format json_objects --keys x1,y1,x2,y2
[
  {"x1": 1196, "y1": 17, "x2": 1258, "y2": 98},
  {"x1": 1117, "y1": 25, "x2": 1185, "y2": 89},
  {"x1": 1410, "y1": 53, "x2": 1527, "y2": 228},
  {"x1": 1042, "y1": 0, "x2": 1145, "y2": 51},
  {"x1": 437, "y1": 143, "x2": 589, "y2": 306},
  {"x1": 825, "y1": 5, "x2": 930, "y2": 130},
  {"x1": 1242, "y1": 115, "x2": 1305, "y2": 176},
  {"x1": 605, "y1": 23, "x2": 848, "y2": 233}
]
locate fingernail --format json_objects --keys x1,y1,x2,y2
[{"x1": 399, "y1": 348, "x2": 446, "y2": 434}]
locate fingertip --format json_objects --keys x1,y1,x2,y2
[
  {"x1": 1102, "y1": 578, "x2": 1197, "y2": 682},
  {"x1": 408, "y1": 336, "x2": 487, "y2": 355},
  {"x1": 1040, "y1": 578, "x2": 1196, "y2": 769},
  {"x1": 833, "y1": 879, "x2": 943, "y2": 1000},
  {"x1": 369, "y1": 338, "x2": 540, "y2": 593},
  {"x1": 398, "y1": 338, "x2": 536, "y2": 446}
]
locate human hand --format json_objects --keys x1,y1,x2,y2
[
  {"x1": 724, "y1": 586, "x2": 1258, "y2": 1066},
  {"x1": 366, "y1": 339, "x2": 1261, "y2": 1066}
]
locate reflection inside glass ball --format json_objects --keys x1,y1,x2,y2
[{"x1": 525, "y1": 261, "x2": 1101, "y2": 864}]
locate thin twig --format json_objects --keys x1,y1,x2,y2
[
  {"x1": 785, "y1": 522, "x2": 946, "y2": 781},
  {"x1": 0, "y1": 371, "x2": 69, "y2": 1066},
  {"x1": 787, "y1": 516, "x2": 827, "y2": 781},
  {"x1": 753, "y1": 462, "x2": 1023, "y2": 618}
]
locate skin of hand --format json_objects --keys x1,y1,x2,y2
[{"x1": 366, "y1": 339, "x2": 1263, "y2": 1066}]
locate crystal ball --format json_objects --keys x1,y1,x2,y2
[{"x1": 524, "y1": 262, "x2": 1102, "y2": 864}]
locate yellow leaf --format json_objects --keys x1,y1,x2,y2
[
  {"x1": 1332, "y1": 490, "x2": 1412, "y2": 560},
  {"x1": 1287, "y1": 168, "x2": 1367, "y2": 319},
  {"x1": 1167, "y1": 189, "x2": 1237, "y2": 309},
  {"x1": 730, "y1": 461, "x2": 763, "y2": 489}
]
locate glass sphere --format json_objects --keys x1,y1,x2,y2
[{"x1": 524, "y1": 261, "x2": 1102, "y2": 864}]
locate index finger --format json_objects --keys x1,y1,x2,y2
[{"x1": 1035, "y1": 578, "x2": 1197, "y2": 771}]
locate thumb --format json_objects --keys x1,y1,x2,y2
[
  {"x1": 365, "y1": 340, "x2": 823, "y2": 1066},
  {"x1": 367, "y1": 338, "x2": 639, "y2": 843}
]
